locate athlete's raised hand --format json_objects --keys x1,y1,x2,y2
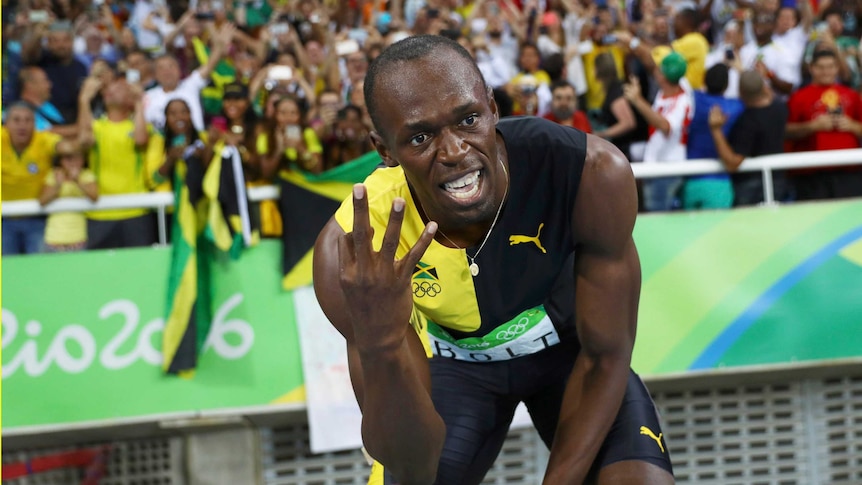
[{"x1": 337, "y1": 184, "x2": 437, "y2": 354}]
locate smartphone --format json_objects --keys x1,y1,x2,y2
[
  {"x1": 336, "y1": 39, "x2": 360, "y2": 57},
  {"x1": 171, "y1": 134, "x2": 187, "y2": 147},
  {"x1": 195, "y1": 11, "x2": 215, "y2": 20},
  {"x1": 268, "y1": 65, "x2": 293, "y2": 81},
  {"x1": 269, "y1": 23, "x2": 290, "y2": 35},
  {"x1": 28, "y1": 10, "x2": 50, "y2": 23},
  {"x1": 601, "y1": 34, "x2": 618, "y2": 45},
  {"x1": 211, "y1": 116, "x2": 228, "y2": 133},
  {"x1": 285, "y1": 125, "x2": 302, "y2": 140},
  {"x1": 126, "y1": 69, "x2": 141, "y2": 84}
]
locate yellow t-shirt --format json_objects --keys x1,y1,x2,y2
[
  {"x1": 582, "y1": 45, "x2": 626, "y2": 111},
  {"x1": 88, "y1": 117, "x2": 151, "y2": 221},
  {"x1": 1, "y1": 128, "x2": 61, "y2": 201},
  {"x1": 671, "y1": 32, "x2": 709, "y2": 90},
  {"x1": 43, "y1": 168, "x2": 97, "y2": 245}
]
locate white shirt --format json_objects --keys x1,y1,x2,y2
[
  {"x1": 476, "y1": 51, "x2": 514, "y2": 89},
  {"x1": 705, "y1": 47, "x2": 735, "y2": 97},
  {"x1": 740, "y1": 41, "x2": 804, "y2": 88},
  {"x1": 143, "y1": 70, "x2": 207, "y2": 132},
  {"x1": 643, "y1": 89, "x2": 693, "y2": 164},
  {"x1": 562, "y1": 13, "x2": 589, "y2": 96}
]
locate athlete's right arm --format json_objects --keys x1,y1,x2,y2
[{"x1": 312, "y1": 185, "x2": 445, "y2": 485}]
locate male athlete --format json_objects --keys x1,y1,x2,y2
[{"x1": 313, "y1": 35, "x2": 674, "y2": 485}]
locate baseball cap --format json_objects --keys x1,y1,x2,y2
[
  {"x1": 223, "y1": 82, "x2": 249, "y2": 99},
  {"x1": 652, "y1": 47, "x2": 687, "y2": 84}
]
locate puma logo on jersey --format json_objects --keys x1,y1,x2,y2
[
  {"x1": 509, "y1": 223, "x2": 546, "y2": 253},
  {"x1": 639, "y1": 426, "x2": 665, "y2": 453}
]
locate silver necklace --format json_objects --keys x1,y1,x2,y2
[{"x1": 437, "y1": 159, "x2": 509, "y2": 277}]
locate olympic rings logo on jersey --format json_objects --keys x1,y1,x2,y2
[
  {"x1": 495, "y1": 317, "x2": 529, "y2": 341},
  {"x1": 412, "y1": 281, "x2": 442, "y2": 298}
]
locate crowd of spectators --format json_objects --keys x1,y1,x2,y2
[{"x1": 2, "y1": 0, "x2": 861, "y2": 255}]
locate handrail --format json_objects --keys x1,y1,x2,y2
[{"x1": 3, "y1": 149, "x2": 861, "y2": 244}]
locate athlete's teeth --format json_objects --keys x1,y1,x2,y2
[{"x1": 444, "y1": 171, "x2": 479, "y2": 191}]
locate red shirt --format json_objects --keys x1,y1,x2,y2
[
  {"x1": 787, "y1": 83, "x2": 862, "y2": 152},
  {"x1": 543, "y1": 111, "x2": 593, "y2": 134}
]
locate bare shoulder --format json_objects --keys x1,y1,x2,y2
[
  {"x1": 582, "y1": 134, "x2": 636, "y2": 186},
  {"x1": 572, "y1": 134, "x2": 639, "y2": 249}
]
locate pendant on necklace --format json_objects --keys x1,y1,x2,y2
[{"x1": 470, "y1": 262, "x2": 480, "y2": 277}]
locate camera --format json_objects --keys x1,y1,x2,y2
[
  {"x1": 28, "y1": 10, "x2": 50, "y2": 23},
  {"x1": 268, "y1": 65, "x2": 293, "y2": 81},
  {"x1": 601, "y1": 34, "x2": 618, "y2": 45},
  {"x1": 195, "y1": 11, "x2": 215, "y2": 21},
  {"x1": 269, "y1": 23, "x2": 290, "y2": 35},
  {"x1": 285, "y1": 125, "x2": 302, "y2": 140},
  {"x1": 336, "y1": 39, "x2": 360, "y2": 57},
  {"x1": 125, "y1": 69, "x2": 141, "y2": 84},
  {"x1": 725, "y1": 47, "x2": 735, "y2": 61}
]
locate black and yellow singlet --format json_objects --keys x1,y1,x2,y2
[{"x1": 334, "y1": 117, "x2": 587, "y2": 362}]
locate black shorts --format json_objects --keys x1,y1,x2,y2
[{"x1": 380, "y1": 339, "x2": 673, "y2": 484}]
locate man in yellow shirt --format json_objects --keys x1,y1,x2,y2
[
  {"x1": 79, "y1": 76, "x2": 153, "y2": 249},
  {"x1": 615, "y1": 8, "x2": 709, "y2": 90},
  {"x1": 1, "y1": 103, "x2": 61, "y2": 255}
]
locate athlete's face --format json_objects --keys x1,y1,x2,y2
[{"x1": 369, "y1": 51, "x2": 505, "y2": 236}]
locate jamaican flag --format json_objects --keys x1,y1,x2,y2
[
  {"x1": 162, "y1": 144, "x2": 254, "y2": 375},
  {"x1": 279, "y1": 151, "x2": 382, "y2": 290}
]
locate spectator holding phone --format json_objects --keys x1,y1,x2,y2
[
  {"x1": 309, "y1": 89, "x2": 344, "y2": 143},
  {"x1": 258, "y1": 94, "x2": 321, "y2": 174},
  {"x1": 505, "y1": 42, "x2": 551, "y2": 115},
  {"x1": 705, "y1": 20, "x2": 750, "y2": 98},
  {"x1": 786, "y1": 50, "x2": 862, "y2": 200},
  {"x1": 39, "y1": 138, "x2": 99, "y2": 252},
  {"x1": 322, "y1": 104, "x2": 373, "y2": 170},
  {"x1": 146, "y1": 98, "x2": 204, "y2": 194}
]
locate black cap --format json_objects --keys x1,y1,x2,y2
[{"x1": 223, "y1": 82, "x2": 249, "y2": 100}]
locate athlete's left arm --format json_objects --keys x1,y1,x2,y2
[{"x1": 542, "y1": 135, "x2": 641, "y2": 484}]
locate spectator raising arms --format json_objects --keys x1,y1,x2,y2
[
  {"x1": 624, "y1": 50, "x2": 693, "y2": 212},
  {"x1": 143, "y1": 22, "x2": 237, "y2": 132},
  {"x1": 79, "y1": 77, "x2": 153, "y2": 250}
]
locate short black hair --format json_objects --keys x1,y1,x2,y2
[
  {"x1": 364, "y1": 34, "x2": 486, "y2": 134},
  {"x1": 675, "y1": 8, "x2": 699, "y2": 29},
  {"x1": 550, "y1": 79, "x2": 575, "y2": 94},
  {"x1": 811, "y1": 49, "x2": 838, "y2": 65},
  {"x1": 705, "y1": 64, "x2": 729, "y2": 95}
]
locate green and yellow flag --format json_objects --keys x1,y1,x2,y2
[
  {"x1": 162, "y1": 144, "x2": 254, "y2": 375},
  {"x1": 279, "y1": 151, "x2": 382, "y2": 290}
]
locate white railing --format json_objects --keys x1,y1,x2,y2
[{"x1": 3, "y1": 149, "x2": 861, "y2": 245}]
